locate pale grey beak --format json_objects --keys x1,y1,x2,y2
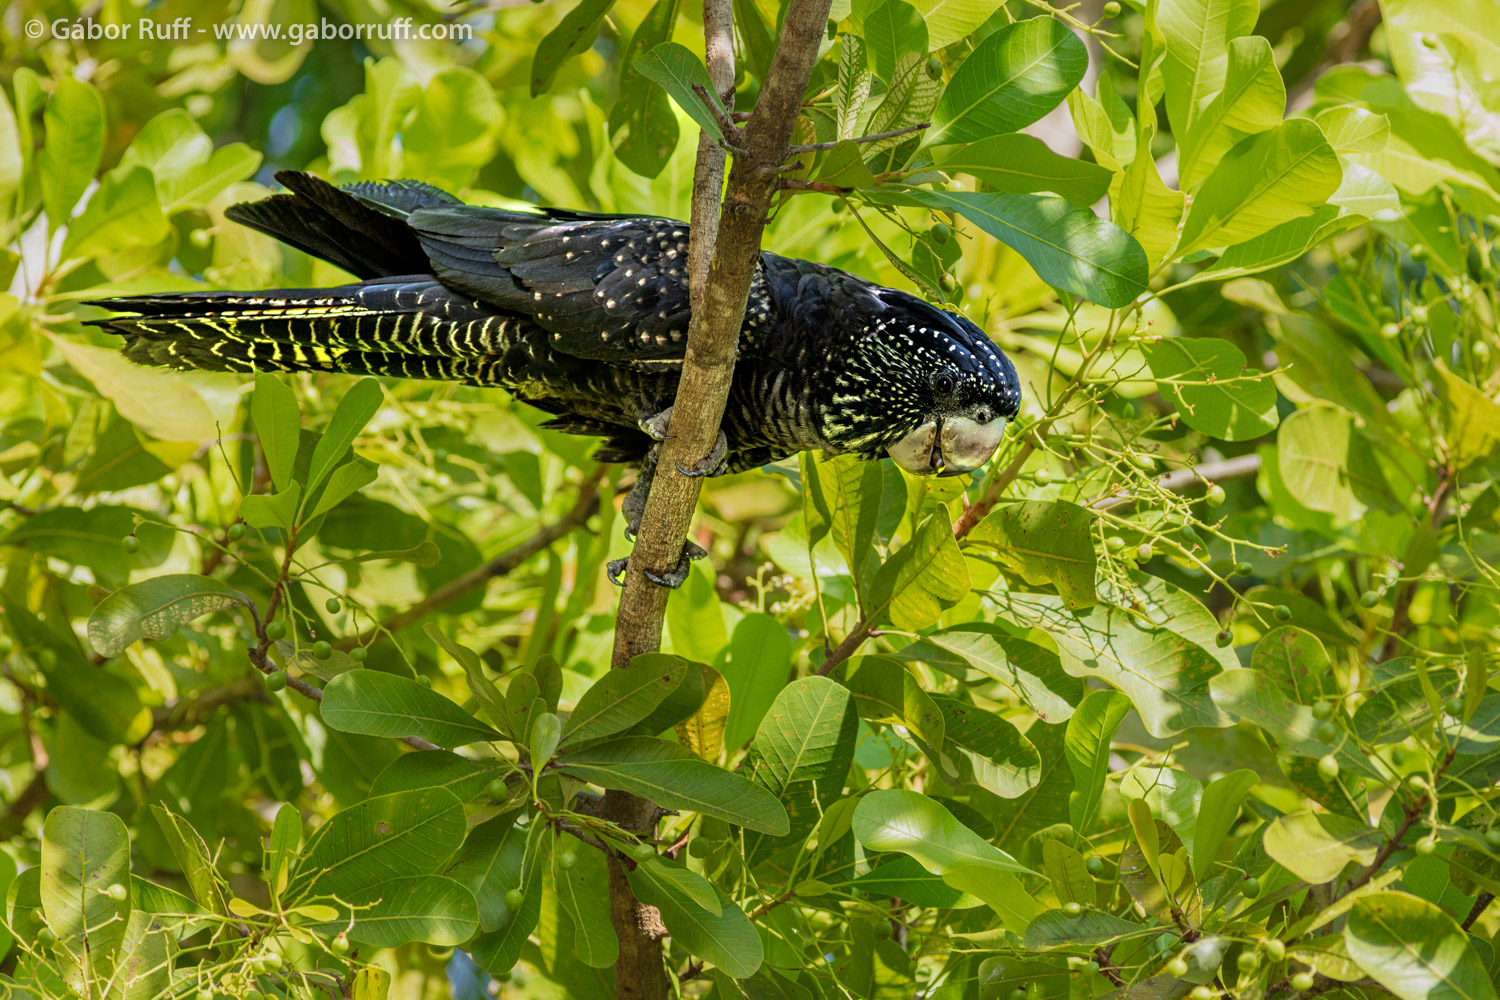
[{"x1": 888, "y1": 415, "x2": 1005, "y2": 476}]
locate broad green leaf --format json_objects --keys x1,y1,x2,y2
[
  {"x1": 306, "y1": 875, "x2": 479, "y2": 947},
  {"x1": 898, "y1": 625, "x2": 1081, "y2": 721},
  {"x1": 626, "y1": 869, "x2": 761, "y2": 978},
  {"x1": 1210, "y1": 669, "x2": 1381, "y2": 778},
  {"x1": 163, "y1": 142, "x2": 262, "y2": 213},
  {"x1": 1276, "y1": 405, "x2": 1405, "y2": 519},
  {"x1": 105, "y1": 909, "x2": 172, "y2": 1000},
  {"x1": 150, "y1": 805, "x2": 226, "y2": 915},
  {"x1": 720, "y1": 612, "x2": 792, "y2": 750},
  {"x1": 1345, "y1": 891, "x2": 1498, "y2": 1000},
  {"x1": 557, "y1": 737, "x2": 790, "y2": 834},
  {"x1": 633, "y1": 854, "x2": 720, "y2": 915},
  {"x1": 937, "y1": 134, "x2": 1114, "y2": 206},
  {"x1": 804, "y1": 451, "x2": 883, "y2": 602},
  {"x1": 306, "y1": 377, "x2": 382, "y2": 495},
  {"x1": 862, "y1": 52, "x2": 943, "y2": 169},
  {"x1": 1251, "y1": 626, "x2": 1334, "y2": 702},
  {"x1": 910, "y1": 0, "x2": 1006, "y2": 48},
  {"x1": 1144, "y1": 337, "x2": 1279, "y2": 441},
  {"x1": 1112, "y1": 129, "x2": 1185, "y2": 268},
  {"x1": 868, "y1": 507, "x2": 970, "y2": 631},
  {"x1": 875, "y1": 188, "x2": 1148, "y2": 307},
  {"x1": 1313, "y1": 106, "x2": 1390, "y2": 155},
  {"x1": 40, "y1": 77, "x2": 105, "y2": 227},
  {"x1": 635, "y1": 43, "x2": 726, "y2": 140},
  {"x1": 267, "y1": 804, "x2": 301, "y2": 902},
  {"x1": 1065, "y1": 690, "x2": 1130, "y2": 831},
  {"x1": 1432, "y1": 364, "x2": 1500, "y2": 469},
  {"x1": 1042, "y1": 840, "x2": 1093, "y2": 905},
  {"x1": 847, "y1": 657, "x2": 946, "y2": 752},
  {"x1": 322, "y1": 669, "x2": 503, "y2": 748},
  {"x1": 607, "y1": 0, "x2": 681, "y2": 178},
  {"x1": 927, "y1": 16, "x2": 1088, "y2": 146},
  {"x1": 1121, "y1": 765, "x2": 1202, "y2": 852},
  {"x1": 967, "y1": 500, "x2": 1096, "y2": 609},
  {"x1": 0, "y1": 90, "x2": 21, "y2": 219},
  {"x1": 52, "y1": 337, "x2": 216, "y2": 443},
  {"x1": 989, "y1": 591, "x2": 1227, "y2": 737},
  {"x1": 369, "y1": 750, "x2": 511, "y2": 800},
  {"x1": 424, "y1": 622, "x2": 506, "y2": 725},
  {"x1": 561, "y1": 653, "x2": 689, "y2": 746},
  {"x1": 529, "y1": 712, "x2": 562, "y2": 767},
  {"x1": 9, "y1": 607, "x2": 151, "y2": 745},
  {"x1": 1263, "y1": 811, "x2": 1381, "y2": 884},
  {"x1": 1179, "y1": 37, "x2": 1285, "y2": 190},
  {"x1": 60, "y1": 166, "x2": 169, "y2": 261},
  {"x1": 749, "y1": 675, "x2": 857, "y2": 789},
  {"x1": 239, "y1": 483, "x2": 301, "y2": 530},
  {"x1": 851, "y1": 855, "x2": 967, "y2": 908},
  {"x1": 1024, "y1": 910, "x2": 1147, "y2": 949},
  {"x1": 1192, "y1": 769, "x2": 1259, "y2": 882},
  {"x1": 469, "y1": 819, "x2": 546, "y2": 974},
  {"x1": 251, "y1": 373, "x2": 300, "y2": 493},
  {"x1": 865, "y1": 0, "x2": 928, "y2": 84},
  {"x1": 935, "y1": 696, "x2": 1040, "y2": 798},
  {"x1": 835, "y1": 34, "x2": 874, "y2": 141},
  {"x1": 445, "y1": 813, "x2": 526, "y2": 933},
  {"x1": 87, "y1": 574, "x2": 250, "y2": 657},
  {"x1": 309, "y1": 458, "x2": 378, "y2": 518},
  {"x1": 555, "y1": 849, "x2": 617, "y2": 968},
  {"x1": 1179, "y1": 120, "x2": 1342, "y2": 255},
  {"x1": 1154, "y1": 0, "x2": 1258, "y2": 138},
  {"x1": 288, "y1": 788, "x2": 466, "y2": 903},
  {"x1": 531, "y1": 0, "x2": 616, "y2": 96},
  {"x1": 41, "y1": 807, "x2": 130, "y2": 991}
]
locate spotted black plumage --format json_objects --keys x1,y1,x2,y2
[{"x1": 90, "y1": 170, "x2": 1022, "y2": 477}]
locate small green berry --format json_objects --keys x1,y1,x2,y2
[
  {"x1": 931, "y1": 222, "x2": 951, "y2": 244},
  {"x1": 1009, "y1": 989, "x2": 1027, "y2": 1000},
  {"x1": 1205, "y1": 483, "x2": 1226, "y2": 508},
  {"x1": 1408, "y1": 774, "x2": 1427, "y2": 790},
  {"x1": 1445, "y1": 696, "x2": 1465, "y2": 716},
  {"x1": 1131, "y1": 452, "x2": 1156, "y2": 471},
  {"x1": 1137, "y1": 543, "x2": 1154, "y2": 561},
  {"x1": 1191, "y1": 987, "x2": 1216, "y2": 1000},
  {"x1": 1318, "y1": 754, "x2": 1340, "y2": 780},
  {"x1": 1315, "y1": 720, "x2": 1338, "y2": 743},
  {"x1": 121, "y1": 535, "x2": 140, "y2": 553},
  {"x1": 226, "y1": 523, "x2": 245, "y2": 541},
  {"x1": 1266, "y1": 939, "x2": 1286, "y2": 961},
  {"x1": 1083, "y1": 961, "x2": 1100, "y2": 975},
  {"x1": 1291, "y1": 972, "x2": 1316, "y2": 992},
  {"x1": 1234, "y1": 561, "x2": 1253, "y2": 576},
  {"x1": 873, "y1": 920, "x2": 894, "y2": 940},
  {"x1": 330, "y1": 932, "x2": 350, "y2": 955},
  {"x1": 1410, "y1": 305, "x2": 1429, "y2": 324},
  {"x1": 504, "y1": 888, "x2": 526, "y2": 911},
  {"x1": 312, "y1": 640, "x2": 332, "y2": 660},
  {"x1": 259, "y1": 954, "x2": 282, "y2": 972},
  {"x1": 189, "y1": 228, "x2": 213, "y2": 248},
  {"x1": 416, "y1": 674, "x2": 432, "y2": 687},
  {"x1": 245, "y1": 991, "x2": 262, "y2": 1000},
  {"x1": 1033, "y1": 467, "x2": 1051, "y2": 485},
  {"x1": 1273, "y1": 605, "x2": 1292, "y2": 622},
  {"x1": 487, "y1": 778, "x2": 507, "y2": 803},
  {"x1": 326, "y1": 597, "x2": 341, "y2": 613},
  {"x1": 105, "y1": 883, "x2": 128, "y2": 902},
  {"x1": 558, "y1": 851, "x2": 578, "y2": 871},
  {"x1": 265, "y1": 621, "x2": 286, "y2": 641},
  {"x1": 1380, "y1": 322, "x2": 1402, "y2": 339},
  {"x1": 688, "y1": 838, "x2": 713, "y2": 858},
  {"x1": 1242, "y1": 876, "x2": 1260, "y2": 898},
  {"x1": 1238, "y1": 952, "x2": 1259, "y2": 973},
  {"x1": 1360, "y1": 591, "x2": 1379, "y2": 608},
  {"x1": 197, "y1": 990, "x2": 214, "y2": 1000},
  {"x1": 925, "y1": 55, "x2": 943, "y2": 79},
  {"x1": 632, "y1": 843, "x2": 655, "y2": 860},
  {"x1": 939, "y1": 273, "x2": 959, "y2": 293},
  {"x1": 1415, "y1": 835, "x2": 1437, "y2": 856},
  {"x1": 350, "y1": 646, "x2": 368, "y2": 663},
  {"x1": 1086, "y1": 855, "x2": 1105, "y2": 876},
  {"x1": 1062, "y1": 901, "x2": 1083, "y2": 916},
  {"x1": 1106, "y1": 535, "x2": 1126, "y2": 553},
  {"x1": 1101, "y1": 0, "x2": 1121, "y2": 15},
  {"x1": 38, "y1": 925, "x2": 57, "y2": 946},
  {"x1": 1486, "y1": 829, "x2": 1500, "y2": 849},
  {"x1": 1167, "y1": 957, "x2": 1189, "y2": 977},
  {"x1": 264, "y1": 671, "x2": 287, "y2": 693},
  {"x1": 1312, "y1": 701, "x2": 1333, "y2": 720},
  {"x1": 1409, "y1": 244, "x2": 1429, "y2": 262},
  {"x1": 1216, "y1": 630, "x2": 1233, "y2": 649}
]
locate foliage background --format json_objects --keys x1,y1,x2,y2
[{"x1": 3, "y1": 0, "x2": 1500, "y2": 997}]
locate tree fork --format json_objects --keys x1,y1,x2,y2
[{"x1": 603, "y1": 0, "x2": 833, "y2": 993}]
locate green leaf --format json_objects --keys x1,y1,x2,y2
[
  {"x1": 865, "y1": 0, "x2": 928, "y2": 84},
  {"x1": 868, "y1": 507, "x2": 970, "y2": 631},
  {"x1": 1154, "y1": 0, "x2": 1259, "y2": 139},
  {"x1": 967, "y1": 500, "x2": 1097, "y2": 609},
  {"x1": 927, "y1": 16, "x2": 1088, "y2": 146},
  {"x1": 1192, "y1": 769, "x2": 1259, "y2": 883},
  {"x1": 240, "y1": 483, "x2": 301, "y2": 530},
  {"x1": 9, "y1": 606, "x2": 151, "y2": 745},
  {"x1": 531, "y1": 0, "x2": 615, "y2": 96},
  {"x1": 529, "y1": 712, "x2": 562, "y2": 767},
  {"x1": 267, "y1": 804, "x2": 301, "y2": 902},
  {"x1": 1179, "y1": 119, "x2": 1343, "y2": 255},
  {"x1": 626, "y1": 868, "x2": 761, "y2": 978},
  {"x1": 1024, "y1": 909, "x2": 1147, "y2": 949},
  {"x1": 87, "y1": 574, "x2": 250, "y2": 657},
  {"x1": 909, "y1": 0, "x2": 1005, "y2": 48},
  {"x1": 52, "y1": 337, "x2": 216, "y2": 443},
  {"x1": 307, "y1": 875, "x2": 479, "y2": 947},
  {"x1": 875, "y1": 188, "x2": 1148, "y2": 307},
  {"x1": 59, "y1": 166, "x2": 168, "y2": 261},
  {"x1": 720, "y1": 612, "x2": 792, "y2": 750},
  {"x1": 445, "y1": 813, "x2": 527, "y2": 934},
  {"x1": 561, "y1": 653, "x2": 689, "y2": 746},
  {"x1": 635, "y1": 43, "x2": 726, "y2": 140},
  {"x1": 898, "y1": 625, "x2": 1081, "y2": 720},
  {"x1": 40, "y1": 806, "x2": 131, "y2": 991},
  {"x1": 288, "y1": 788, "x2": 466, "y2": 903},
  {"x1": 251, "y1": 373, "x2": 300, "y2": 493},
  {"x1": 469, "y1": 819, "x2": 546, "y2": 974},
  {"x1": 322, "y1": 669, "x2": 504, "y2": 748},
  {"x1": 424, "y1": 622, "x2": 507, "y2": 726},
  {"x1": 851, "y1": 855, "x2": 966, "y2": 907},
  {"x1": 937, "y1": 696, "x2": 1041, "y2": 798},
  {"x1": 369, "y1": 750, "x2": 510, "y2": 801},
  {"x1": 1065, "y1": 690, "x2": 1131, "y2": 831},
  {"x1": 40, "y1": 77, "x2": 105, "y2": 227},
  {"x1": 852, "y1": 789, "x2": 1036, "y2": 929},
  {"x1": 1144, "y1": 337, "x2": 1279, "y2": 441},
  {"x1": 989, "y1": 591, "x2": 1226, "y2": 737},
  {"x1": 164, "y1": 143, "x2": 262, "y2": 213},
  {"x1": 607, "y1": 0, "x2": 683, "y2": 179},
  {"x1": 1178, "y1": 37, "x2": 1285, "y2": 190},
  {"x1": 307, "y1": 377, "x2": 382, "y2": 495},
  {"x1": 633, "y1": 854, "x2": 721, "y2": 915},
  {"x1": 309, "y1": 458, "x2": 379, "y2": 518},
  {"x1": 936, "y1": 134, "x2": 1114, "y2": 206},
  {"x1": 1042, "y1": 839, "x2": 1093, "y2": 905},
  {"x1": 556, "y1": 737, "x2": 791, "y2": 834},
  {"x1": 1345, "y1": 891, "x2": 1498, "y2": 1000},
  {"x1": 1432, "y1": 364, "x2": 1500, "y2": 470},
  {"x1": 1263, "y1": 811, "x2": 1382, "y2": 884},
  {"x1": 835, "y1": 35, "x2": 874, "y2": 141},
  {"x1": 1313, "y1": 105, "x2": 1390, "y2": 155},
  {"x1": 555, "y1": 849, "x2": 618, "y2": 968},
  {"x1": 748, "y1": 675, "x2": 857, "y2": 789},
  {"x1": 150, "y1": 804, "x2": 227, "y2": 915},
  {"x1": 1210, "y1": 669, "x2": 1381, "y2": 778},
  {"x1": 804, "y1": 451, "x2": 884, "y2": 603},
  {"x1": 846, "y1": 657, "x2": 946, "y2": 752}
]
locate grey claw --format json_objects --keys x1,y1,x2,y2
[
  {"x1": 607, "y1": 557, "x2": 629, "y2": 586},
  {"x1": 675, "y1": 462, "x2": 710, "y2": 478}
]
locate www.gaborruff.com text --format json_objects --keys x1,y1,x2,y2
[{"x1": 33, "y1": 17, "x2": 473, "y2": 42}]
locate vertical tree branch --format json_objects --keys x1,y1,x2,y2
[{"x1": 602, "y1": 0, "x2": 831, "y2": 994}]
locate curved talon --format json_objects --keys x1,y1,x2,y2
[
  {"x1": 607, "y1": 557, "x2": 629, "y2": 587},
  {"x1": 622, "y1": 522, "x2": 638, "y2": 542},
  {"x1": 676, "y1": 462, "x2": 712, "y2": 478}
]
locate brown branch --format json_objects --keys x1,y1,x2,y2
[
  {"x1": 1342, "y1": 747, "x2": 1455, "y2": 897},
  {"x1": 816, "y1": 617, "x2": 879, "y2": 676},
  {"x1": 1464, "y1": 892, "x2": 1494, "y2": 930},
  {"x1": 334, "y1": 468, "x2": 603, "y2": 650},
  {"x1": 151, "y1": 676, "x2": 266, "y2": 731},
  {"x1": 1094, "y1": 947, "x2": 1126, "y2": 988},
  {"x1": 1089, "y1": 453, "x2": 1263, "y2": 510},
  {"x1": 779, "y1": 179, "x2": 852, "y2": 195},
  {"x1": 1285, "y1": 0, "x2": 1382, "y2": 106},
  {"x1": 788, "y1": 122, "x2": 929, "y2": 153}
]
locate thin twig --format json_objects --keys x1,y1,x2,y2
[
  {"x1": 787, "y1": 122, "x2": 929, "y2": 153},
  {"x1": 1090, "y1": 453, "x2": 1263, "y2": 510},
  {"x1": 1464, "y1": 892, "x2": 1494, "y2": 930}
]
